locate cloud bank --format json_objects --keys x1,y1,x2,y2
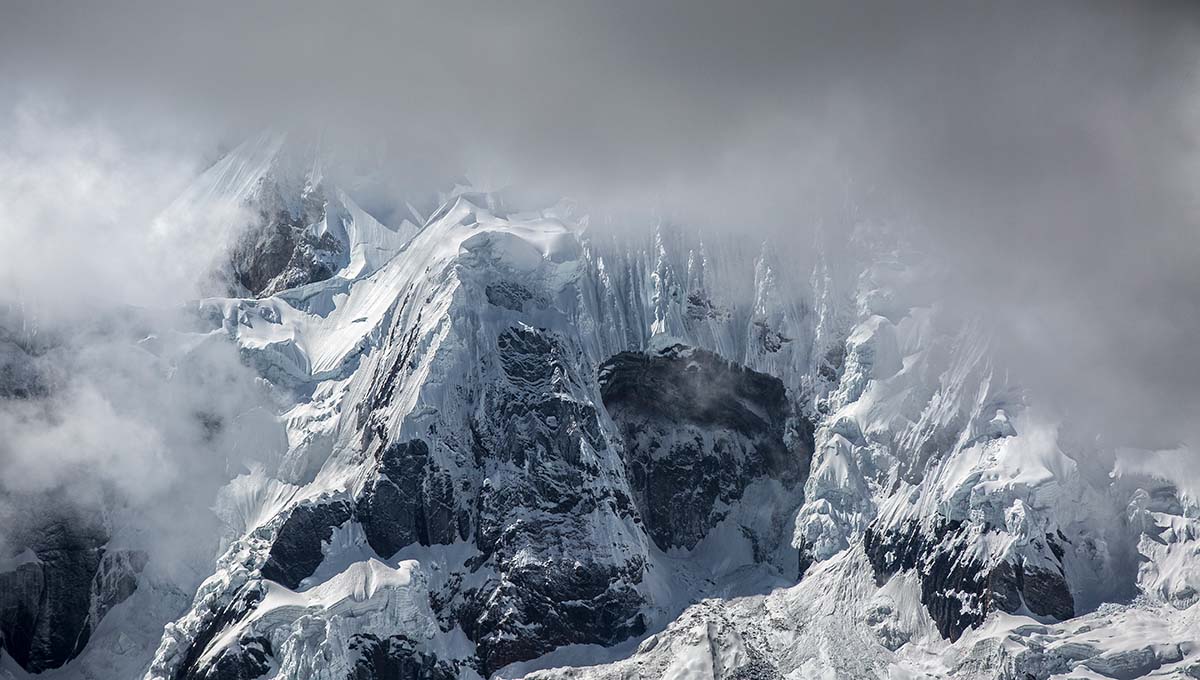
[{"x1": 1, "y1": 1, "x2": 1198, "y2": 506}]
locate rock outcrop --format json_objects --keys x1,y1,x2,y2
[
  {"x1": 224, "y1": 180, "x2": 340, "y2": 298},
  {"x1": 0, "y1": 504, "x2": 147, "y2": 672},
  {"x1": 864, "y1": 517, "x2": 1074, "y2": 640},
  {"x1": 600, "y1": 345, "x2": 810, "y2": 552}
]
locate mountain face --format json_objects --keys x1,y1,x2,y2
[
  {"x1": 599, "y1": 346, "x2": 809, "y2": 558},
  {"x1": 0, "y1": 498, "x2": 146, "y2": 674},
  {"x1": 3, "y1": 137, "x2": 1200, "y2": 680},
  {"x1": 0, "y1": 321, "x2": 149, "y2": 674}
]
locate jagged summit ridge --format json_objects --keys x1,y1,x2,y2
[{"x1": 156, "y1": 132, "x2": 421, "y2": 299}]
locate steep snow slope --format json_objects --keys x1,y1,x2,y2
[{"x1": 140, "y1": 155, "x2": 817, "y2": 680}]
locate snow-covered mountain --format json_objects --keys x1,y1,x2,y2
[{"x1": 3, "y1": 136, "x2": 1199, "y2": 680}]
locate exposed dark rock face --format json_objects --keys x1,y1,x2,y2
[
  {"x1": 816, "y1": 342, "x2": 845, "y2": 386},
  {"x1": 91, "y1": 548, "x2": 150, "y2": 627},
  {"x1": 347, "y1": 634, "x2": 458, "y2": 680},
  {"x1": 463, "y1": 560, "x2": 647, "y2": 673},
  {"x1": 246, "y1": 323, "x2": 651, "y2": 677},
  {"x1": 864, "y1": 517, "x2": 1074, "y2": 640},
  {"x1": 225, "y1": 181, "x2": 340, "y2": 298},
  {"x1": 485, "y1": 281, "x2": 540, "y2": 312},
  {"x1": 1006, "y1": 562, "x2": 1074, "y2": 621},
  {"x1": 0, "y1": 508, "x2": 146, "y2": 673},
  {"x1": 599, "y1": 345, "x2": 808, "y2": 551},
  {"x1": 186, "y1": 634, "x2": 273, "y2": 680},
  {"x1": 260, "y1": 498, "x2": 354, "y2": 589},
  {"x1": 222, "y1": 333, "x2": 809, "y2": 677},
  {"x1": 257, "y1": 442, "x2": 460, "y2": 587},
  {"x1": 455, "y1": 326, "x2": 646, "y2": 675},
  {"x1": 0, "y1": 563, "x2": 43, "y2": 668},
  {"x1": 685, "y1": 291, "x2": 732, "y2": 323},
  {"x1": 357, "y1": 440, "x2": 459, "y2": 559},
  {"x1": 796, "y1": 539, "x2": 816, "y2": 580},
  {"x1": 174, "y1": 585, "x2": 266, "y2": 680},
  {"x1": 489, "y1": 326, "x2": 609, "y2": 468},
  {"x1": 753, "y1": 318, "x2": 792, "y2": 353}
]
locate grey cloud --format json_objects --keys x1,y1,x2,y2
[
  {"x1": 0, "y1": 310, "x2": 285, "y2": 583},
  {"x1": 2, "y1": 1, "x2": 1199, "y2": 457}
]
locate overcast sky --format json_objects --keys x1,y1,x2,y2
[{"x1": 2, "y1": 0, "x2": 1199, "y2": 454}]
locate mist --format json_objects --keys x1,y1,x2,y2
[
  {"x1": 1, "y1": 0, "x2": 1199, "y2": 547},
  {"x1": 0, "y1": 318, "x2": 284, "y2": 584},
  {"x1": 0, "y1": 102, "x2": 280, "y2": 581}
]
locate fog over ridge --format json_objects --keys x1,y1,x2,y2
[{"x1": 1, "y1": 0, "x2": 1198, "y2": 518}]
